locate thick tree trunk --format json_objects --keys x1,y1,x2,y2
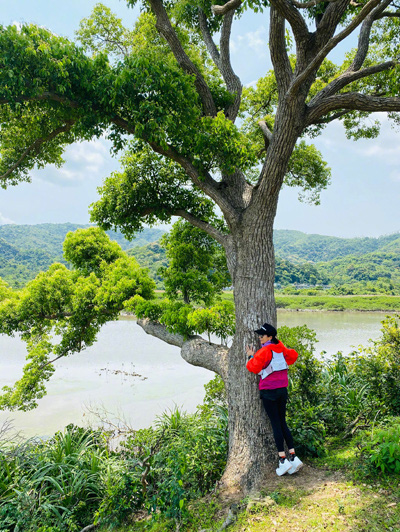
[{"x1": 217, "y1": 217, "x2": 280, "y2": 494}]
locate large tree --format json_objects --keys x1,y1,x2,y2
[{"x1": 1, "y1": 0, "x2": 400, "y2": 493}]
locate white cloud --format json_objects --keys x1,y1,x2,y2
[
  {"x1": 246, "y1": 79, "x2": 258, "y2": 88},
  {"x1": 232, "y1": 27, "x2": 268, "y2": 58},
  {"x1": 33, "y1": 138, "x2": 117, "y2": 187},
  {"x1": 0, "y1": 212, "x2": 16, "y2": 225}
]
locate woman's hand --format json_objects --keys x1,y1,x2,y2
[{"x1": 246, "y1": 345, "x2": 255, "y2": 358}]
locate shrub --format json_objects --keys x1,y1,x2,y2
[
  {"x1": 287, "y1": 405, "x2": 326, "y2": 457},
  {"x1": 357, "y1": 418, "x2": 400, "y2": 476}
]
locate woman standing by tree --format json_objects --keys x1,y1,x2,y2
[{"x1": 246, "y1": 323, "x2": 303, "y2": 476}]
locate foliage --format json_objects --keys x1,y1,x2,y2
[
  {"x1": 130, "y1": 295, "x2": 235, "y2": 343},
  {"x1": 0, "y1": 228, "x2": 155, "y2": 411},
  {"x1": 357, "y1": 418, "x2": 400, "y2": 476},
  {"x1": 187, "y1": 300, "x2": 235, "y2": 344},
  {"x1": 159, "y1": 219, "x2": 231, "y2": 305},
  {"x1": 0, "y1": 425, "x2": 112, "y2": 531},
  {"x1": 288, "y1": 404, "x2": 326, "y2": 458},
  {"x1": 0, "y1": 375, "x2": 229, "y2": 531},
  {"x1": 122, "y1": 402, "x2": 228, "y2": 521}
]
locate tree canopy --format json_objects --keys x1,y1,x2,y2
[
  {"x1": 159, "y1": 219, "x2": 231, "y2": 305},
  {"x1": 1, "y1": 0, "x2": 400, "y2": 492},
  {"x1": 0, "y1": 227, "x2": 155, "y2": 410}
]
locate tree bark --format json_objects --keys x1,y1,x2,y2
[
  {"x1": 138, "y1": 212, "x2": 281, "y2": 494},
  {"x1": 214, "y1": 209, "x2": 280, "y2": 493}
]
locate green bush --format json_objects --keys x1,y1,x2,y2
[
  {"x1": 357, "y1": 418, "x2": 400, "y2": 476},
  {"x1": 121, "y1": 401, "x2": 228, "y2": 521},
  {"x1": 0, "y1": 425, "x2": 110, "y2": 531},
  {"x1": 287, "y1": 405, "x2": 326, "y2": 457}
]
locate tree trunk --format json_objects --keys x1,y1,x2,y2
[{"x1": 217, "y1": 217, "x2": 280, "y2": 494}]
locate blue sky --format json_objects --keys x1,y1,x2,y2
[{"x1": 0, "y1": 1, "x2": 399, "y2": 238}]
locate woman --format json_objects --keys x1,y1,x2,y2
[{"x1": 246, "y1": 322, "x2": 303, "y2": 476}]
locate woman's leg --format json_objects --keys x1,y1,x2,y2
[
  {"x1": 275, "y1": 390, "x2": 295, "y2": 450},
  {"x1": 261, "y1": 396, "x2": 286, "y2": 453}
]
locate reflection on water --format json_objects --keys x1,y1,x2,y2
[{"x1": 0, "y1": 312, "x2": 390, "y2": 437}]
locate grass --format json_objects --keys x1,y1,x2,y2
[
  {"x1": 275, "y1": 294, "x2": 400, "y2": 311},
  {"x1": 227, "y1": 439, "x2": 400, "y2": 532},
  {"x1": 156, "y1": 291, "x2": 400, "y2": 312},
  {"x1": 104, "y1": 438, "x2": 400, "y2": 532}
]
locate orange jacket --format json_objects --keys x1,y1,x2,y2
[{"x1": 246, "y1": 340, "x2": 298, "y2": 390}]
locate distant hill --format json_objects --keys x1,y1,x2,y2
[
  {"x1": 273, "y1": 230, "x2": 400, "y2": 291},
  {"x1": 0, "y1": 223, "x2": 166, "y2": 257},
  {"x1": 0, "y1": 224, "x2": 399, "y2": 292},
  {"x1": 0, "y1": 223, "x2": 167, "y2": 287},
  {"x1": 127, "y1": 242, "x2": 168, "y2": 288},
  {"x1": 0, "y1": 237, "x2": 58, "y2": 288},
  {"x1": 318, "y1": 251, "x2": 400, "y2": 288},
  {"x1": 273, "y1": 230, "x2": 400, "y2": 263}
]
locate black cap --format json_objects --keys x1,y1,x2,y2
[{"x1": 254, "y1": 323, "x2": 277, "y2": 337}]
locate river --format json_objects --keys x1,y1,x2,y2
[{"x1": 0, "y1": 311, "x2": 391, "y2": 438}]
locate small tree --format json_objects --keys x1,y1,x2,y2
[
  {"x1": 0, "y1": 227, "x2": 155, "y2": 410},
  {"x1": 159, "y1": 220, "x2": 230, "y2": 305}
]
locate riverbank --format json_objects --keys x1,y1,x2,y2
[
  {"x1": 218, "y1": 292, "x2": 400, "y2": 312},
  {"x1": 276, "y1": 294, "x2": 400, "y2": 311}
]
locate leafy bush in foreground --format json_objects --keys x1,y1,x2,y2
[
  {"x1": 356, "y1": 418, "x2": 400, "y2": 477},
  {"x1": 0, "y1": 379, "x2": 228, "y2": 531}
]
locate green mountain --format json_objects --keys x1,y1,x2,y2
[
  {"x1": 0, "y1": 223, "x2": 166, "y2": 257},
  {"x1": 0, "y1": 224, "x2": 167, "y2": 287},
  {"x1": 273, "y1": 230, "x2": 400, "y2": 264},
  {"x1": 1, "y1": 224, "x2": 399, "y2": 293}
]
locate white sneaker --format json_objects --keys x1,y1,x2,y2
[
  {"x1": 288, "y1": 456, "x2": 303, "y2": 474},
  {"x1": 276, "y1": 458, "x2": 291, "y2": 476}
]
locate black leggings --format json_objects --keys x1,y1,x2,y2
[{"x1": 260, "y1": 387, "x2": 294, "y2": 453}]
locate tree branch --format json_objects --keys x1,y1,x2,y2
[
  {"x1": 377, "y1": 10, "x2": 400, "y2": 16},
  {"x1": 212, "y1": 0, "x2": 242, "y2": 15},
  {"x1": 288, "y1": 0, "x2": 382, "y2": 97},
  {"x1": 258, "y1": 120, "x2": 273, "y2": 144},
  {"x1": 269, "y1": 0, "x2": 310, "y2": 45},
  {"x1": 307, "y1": 92, "x2": 400, "y2": 124},
  {"x1": 312, "y1": 109, "x2": 349, "y2": 124},
  {"x1": 137, "y1": 318, "x2": 228, "y2": 378},
  {"x1": 198, "y1": 9, "x2": 242, "y2": 121},
  {"x1": 0, "y1": 120, "x2": 75, "y2": 183},
  {"x1": 310, "y1": 60, "x2": 398, "y2": 111},
  {"x1": 147, "y1": 141, "x2": 240, "y2": 226},
  {"x1": 198, "y1": 9, "x2": 221, "y2": 66},
  {"x1": 219, "y1": 11, "x2": 243, "y2": 121},
  {"x1": 148, "y1": 0, "x2": 217, "y2": 117},
  {"x1": 175, "y1": 210, "x2": 230, "y2": 246},
  {"x1": 269, "y1": 5, "x2": 294, "y2": 96},
  {"x1": 350, "y1": 0, "x2": 393, "y2": 71},
  {"x1": 291, "y1": 0, "x2": 338, "y2": 7}
]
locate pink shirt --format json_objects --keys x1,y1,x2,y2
[
  {"x1": 246, "y1": 340, "x2": 299, "y2": 391},
  {"x1": 258, "y1": 341, "x2": 288, "y2": 390}
]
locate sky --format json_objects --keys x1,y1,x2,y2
[{"x1": 0, "y1": 1, "x2": 399, "y2": 238}]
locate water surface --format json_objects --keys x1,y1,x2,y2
[{"x1": 0, "y1": 312, "x2": 390, "y2": 437}]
